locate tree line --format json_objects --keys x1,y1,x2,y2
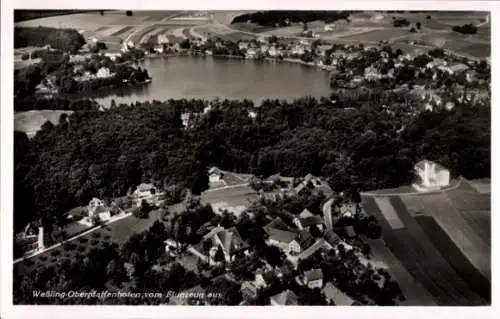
[
  {"x1": 231, "y1": 11, "x2": 351, "y2": 27},
  {"x1": 15, "y1": 27, "x2": 86, "y2": 53},
  {"x1": 14, "y1": 92, "x2": 490, "y2": 232}
]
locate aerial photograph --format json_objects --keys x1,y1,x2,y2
[{"x1": 12, "y1": 9, "x2": 490, "y2": 306}]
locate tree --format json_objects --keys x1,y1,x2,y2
[
  {"x1": 416, "y1": 22, "x2": 421, "y2": 30},
  {"x1": 133, "y1": 200, "x2": 152, "y2": 219},
  {"x1": 125, "y1": 11, "x2": 133, "y2": 16},
  {"x1": 409, "y1": 27, "x2": 416, "y2": 33},
  {"x1": 189, "y1": 163, "x2": 209, "y2": 196},
  {"x1": 426, "y1": 15, "x2": 431, "y2": 19}
]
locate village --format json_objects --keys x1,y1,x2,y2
[{"x1": 14, "y1": 155, "x2": 462, "y2": 306}]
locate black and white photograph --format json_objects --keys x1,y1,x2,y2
[{"x1": 0, "y1": 0, "x2": 496, "y2": 317}]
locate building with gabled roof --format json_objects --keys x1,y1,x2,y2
[
  {"x1": 263, "y1": 217, "x2": 290, "y2": 234},
  {"x1": 304, "y1": 268, "x2": 324, "y2": 289},
  {"x1": 413, "y1": 159, "x2": 450, "y2": 191},
  {"x1": 299, "y1": 208, "x2": 314, "y2": 219},
  {"x1": 270, "y1": 290, "x2": 298, "y2": 305}
]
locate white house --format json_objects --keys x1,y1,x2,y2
[
  {"x1": 304, "y1": 268, "x2": 324, "y2": 289},
  {"x1": 134, "y1": 183, "x2": 157, "y2": 199},
  {"x1": 96, "y1": 67, "x2": 113, "y2": 79},
  {"x1": 208, "y1": 167, "x2": 224, "y2": 187},
  {"x1": 266, "y1": 228, "x2": 299, "y2": 254},
  {"x1": 87, "y1": 197, "x2": 111, "y2": 224},
  {"x1": 104, "y1": 52, "x2": 122, "y2": 62},
  {"x1": 157, "y1": 34, "x2": 170, "y2": 44},
  {"x1": 413, "y1": 160, "x2": 450, "y2": 191}
]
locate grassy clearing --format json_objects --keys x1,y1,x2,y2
[
  {"x1": 14, "y1": 110, "x2": 74, "y2": 136},
  {"x1": 459, "y1": 43, "x2": 490, "y2": 58},
  {"x1": 414, "y1": 215, "x2": 490, "y2": 302}
]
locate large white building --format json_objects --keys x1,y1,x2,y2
[{"x1": 413, "y1": 160, "x2": 450, "y2": 191}]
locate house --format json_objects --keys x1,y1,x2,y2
[
  {"x1": 293, "y1": 215, "x2": 324, "y2": 232},
  {"x1": 266, "y1": 228, "x2": 299, "y2": 253},
  {"x1": 201, "y1": 226, "x2": 249, "y2": 263},
  {"x1": 134, "y1": 183, "x2": 157, "y2": 199},
  {"x1": 96, "y1": 67, "x2": 114, "y2": 79},
  {"x1": 241, "y1": 281, "x2": 258, "y2": 301},
  {"x1": 157, "y1": 34, "x2": 170, "y2": 44},
  {"x1": 104, "y1": 52, "x2": 122, "y2": 61},
  {"x1": 426, "y1": 58, "x2": 447, "y2": 69},
  {"x1": 87, "y1": 198, "x2": 111, "y2": 223},
  {"x1": 413, "y1": 160, "x2": 450, "y2": 191},
  {"x1": 164, "y1": 239, "x2": 180, "y2": 256},
  {"x1": 263, "y1": 217, "x2": 290, "y2": 234},
  {"x1": 208, "y1": 167, "x2": 224, "y2": 186},
  {"x1": 255, "y1": 270, "x2": 277, "y2": 288},
  {"x1": 324, "y1": 24, "x2": 336, "y2": 31},
  {"x1": 299, "y1": 208, "x2": 314, "y2": 219},
  {"x1": 238, "y1": 41, "x2": 249, "y2": 50},
  {"x1": 322, "y1": 282, "x2": 354, "y2": 305},
  {"x1": 270, "y1": 290, "x2": 298, "y2": 305},
  {"x1": 246, "y1": 47, "x2": 258, "y2": 59},
  {"x1": 324, "y1": 229, "x2": 342, "y2": 248},
  {"x1": 304, "y1": 268, "x2": 324, "y2": 289},
  {"x1": 340, "y1": 203, "x2": 358, "y2": 218},
  {"x1": 443, "y1": 63, "x2": 469, "y2": 74}
]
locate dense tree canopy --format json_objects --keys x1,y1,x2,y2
[
  {"x1": 231, "y1": 11, "x2": 351, "y2": 27},
  {"x1": 15, "y1": 27, "x2": 85, "y2": 52},
  {"x1": 14, "y1": 93, "x2": 490, "y2": 232}
]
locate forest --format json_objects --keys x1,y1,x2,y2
[
  {"x1": 231, "y1": 11, "x2": 351, "y2": 27},
  {"x1": 15, "y1": 27, "x2": 86, "y2": 53},
  {"x1": 14, "y1": 91, "x2": 490, "y2": 232}
]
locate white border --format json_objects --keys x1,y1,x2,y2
[{"x1": 1, "y1": 1, "x2": 498, "y2": 319}]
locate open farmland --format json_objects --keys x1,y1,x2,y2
[
  {"x1": 339, "y1": 28, "x2": 413, "y2": 42},
  {"x1": 110, "y1": 25, "x2": 134, "y2": 37},
  {"x1": 367, "y1": 239, "x2": 437, "y2": 305},
  {"x1": 392, "y1": 195, "x2": 490, "y2": 281},
  {"x1": 361, "y1": 178, "x2": 491, "y2": 306},
  {"x1": 414, "y1": 215, "x2": 490, "y2": 302}
]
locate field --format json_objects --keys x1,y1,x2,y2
[
  {"x1": 201, "y1": 185, "x2": 258, "y2": 217},
  {"x1": 361, "y1": 177, "x2": 491, "y2": 306},
  {"x1": 14, "y1": 110, "x2": 74, "y2": 137},
  {"x1": 414, "y1": 215, "x2": 490, "y2": 302},
  {"x1": 110, "y1": 25, "x2": 134, "y2": 37},
  {"x1": 339, "y1": 28, "x2": 412, "y2": 42}
]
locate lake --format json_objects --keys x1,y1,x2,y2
[{"x1": 94, "y1": 56, "x2": 332, "y2": 107}]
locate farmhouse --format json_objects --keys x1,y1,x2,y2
[
  {"x1": 413, "y1": 160, "x2": 451, "y2": 191},
  {"x1": 304, "y1": 268, "x2": 324, "y2": 289},
  {"x1": 208, "y1": 167, "x2": 224, "y2": 187},
  {"x1": 442, "y1": 63, "x2": 469, "y2": 75},
  {"x1": 270, "y1": 290, "x2": 298, "y2": 305}
]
